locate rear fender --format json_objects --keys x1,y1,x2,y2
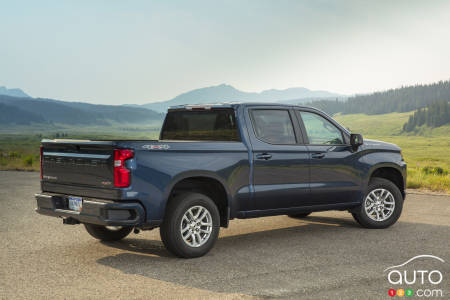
[{"x1": 162, "y1": 171, "x2": 232, "y2": 219}]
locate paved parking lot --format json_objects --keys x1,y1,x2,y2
[{"x1": 1, "y1": 171, "x2": 449, "y2": 299}]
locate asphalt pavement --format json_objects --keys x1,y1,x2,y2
[{"x1": 1, "y1": 171, "x2": 449, "y2": 299}]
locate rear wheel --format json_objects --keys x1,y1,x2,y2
[
  {"x1": 84, "y1": 224, "x2": 133, "y2": 241},
  {"x1": 352, "y1": 177, "x2": 403, "y2": 229},
  {"x1": 160, "y1": 192, "x2": 220, "y2": 258},
  {"x1": 288, "y1": 212, "x2": 311, "y2": 219}
]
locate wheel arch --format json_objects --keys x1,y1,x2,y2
[
  {"x1": 368, "y1": 164, "x2": 405, "y2": 199},
  {"x1": 163, "y1": 171, "x2": 231, "y2": 227}
]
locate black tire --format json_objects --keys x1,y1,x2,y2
[
  {"x1": 288, "y1": 212, "x2": 311, "y2": 219},
  {"x1": 160, "y1": 192, "x2": 220, "y2": 258},
  {"x1": 352, "y1": 177, "x2": 403, "y2": 229},
  {"x1": 84, "y1": 224, "x2": 133, "y2": 241}
]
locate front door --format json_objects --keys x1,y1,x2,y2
[
  {"x1": 296, "y1": 110, "x2": 364, "y2": 205},
  {"x1": 246, "y1": 108, "x2": 311, "y2": 211}
]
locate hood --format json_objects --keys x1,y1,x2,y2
[{"x1": 363, "y1": 139, "x2": 401, "y2": 152}]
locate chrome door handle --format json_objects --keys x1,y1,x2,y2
[
  {"x1": 311, "y1": 152, "x2": 325, "y2": 159},
  {"x1": 256, "y1": 153, "x2": 272, "y2": 160}
]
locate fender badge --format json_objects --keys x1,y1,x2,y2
[{"x1": 142, "y1": 144, "x2": 170, "y2": 150}]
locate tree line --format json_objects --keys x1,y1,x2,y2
[
  {"x1": 306, "y1": 79, "x2": 450, "y2": 116},
  {"x1": 403, "y1": 100, "x2": 450, "y2": 132}
]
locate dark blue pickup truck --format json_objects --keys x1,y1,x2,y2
[{"x1": 36, "y1": 103, "x2": 406, "y2": 258}]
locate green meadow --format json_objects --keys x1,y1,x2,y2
[
  {"x1": 1, "y1": 113, "x2": 449, "y2": 193},
  {"x1": 0, "y1": 124, "x2": 160, "y2": 171}
]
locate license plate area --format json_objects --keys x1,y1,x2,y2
[{"x1": 68, "y1": 196, "x2": 83, "y2": 212}]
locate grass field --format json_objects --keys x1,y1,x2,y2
[
  {"x1": 334, "y1": 112, "x2": 414, "y2": 136},
  {"x1": 1, "y1": 113, "x2": 449, "y2": 193},
  {"x1": 0, "y1": 126, "x2": 160, "y2": 171}
]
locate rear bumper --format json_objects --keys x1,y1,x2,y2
[{"x1": 35, "y1": 193, "x2": 145, "y2": 226}]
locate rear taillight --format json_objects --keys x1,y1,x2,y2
[
  {"x1": 114, "y1": 149, "x2": 134, "y2": 188},
  {"x1": 40, "y1": 146, "x2": 43, "y2": 180}
]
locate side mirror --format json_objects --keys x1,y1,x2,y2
[{"x1": 350, "y1": 133, "x2": 363, "y2": 149}]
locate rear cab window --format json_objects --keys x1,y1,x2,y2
[{"x1": 161, "y1": 109, "x2": 240, "y2": 141}]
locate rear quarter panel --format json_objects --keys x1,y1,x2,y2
[{"x1": 117, "y1": 141, "x2": 250, "y2": 225}]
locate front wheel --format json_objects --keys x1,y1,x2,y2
[
  {"x1": 84, "y1": 224, "x2": 133, "y2": 241},
  {"x1": 160, "y1": 192, "x2": 220, "y2": 258},
  {"x1": 352, "y1": 177, "x2": 403, "y2": 229}
]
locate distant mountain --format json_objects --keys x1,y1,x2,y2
[
  {"x1": 0, "y1": 95, "x2": 163, "y2": 126},
  {"x1": 0, "y1": 86, "x2": 30, "y2": 98},
  {"x1": 139, "y1": 84, "x2": 344, "y2": 112},
  {"x1": 0, "y1": 103, "x2": 45, "y2": 125},
  {"x1": 260, "y1": 87, "x2": 342, "y2": 101}
]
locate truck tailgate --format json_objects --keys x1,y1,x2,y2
[{"x1": 41, "y1": 140, "x2": 116, "y2": 189}]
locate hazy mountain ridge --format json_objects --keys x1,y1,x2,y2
[
  {"x1": 0, "y1": 86, "x2": 30, "y2": 98},
  {"x1": 0, "y1": 95, "x2": 163, "y2": 126},
  {"x1": 3, "y1": 80, "x2": 448, "y2": 128},
  {"x1": 140, "y1": 84, "x2": 344, "y2": 112},
  {"x1": 0, "y1": 102, "x2": 45, "y2": 124},
  {"x1": 0, "y1": 83, "x2": 344, "y2": 125}
]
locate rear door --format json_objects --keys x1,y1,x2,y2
[
  {"x1": 246, "y1": 107, "x2": 311, "y2": 211},
  {"x1": 295, "y1": 109, "x2": 363, "y2": 205}
]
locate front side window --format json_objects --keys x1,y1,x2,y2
[
  {"x1": 299, "y1": 111, "x2": 344, "y2": 144},
  {"x1": 251, "y1": 109, "x2": 296, "y2": 144}
]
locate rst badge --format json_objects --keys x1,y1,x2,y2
[{"x1": 142, "y1": 144, "x2": 170, "y2": 150}]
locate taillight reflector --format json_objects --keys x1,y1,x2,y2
[
  {"x1": 114, "y1": 149, "x2": 134, "y2": 187},
  {"x1": 40, "y1": 146, "x2": 43, "y2": 180}
]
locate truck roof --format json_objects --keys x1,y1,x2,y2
[{"x1": 167, "y1": 102, "x2": 316, "y2": 111}]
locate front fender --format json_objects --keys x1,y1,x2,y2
[{"x1": 364, "y1": 152, "x2": 407, "y2": 197}]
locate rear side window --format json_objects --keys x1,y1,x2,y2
[
  {"x1": 161, "y1": 109, "x2": 240, "y2": 141},
  {"x1": 250, "y1": 109, "x2": 296, "y2": 144}
]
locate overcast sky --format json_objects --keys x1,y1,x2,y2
[{"x1": 1, "y1": 0, "x2": 450, "y2": 105}]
